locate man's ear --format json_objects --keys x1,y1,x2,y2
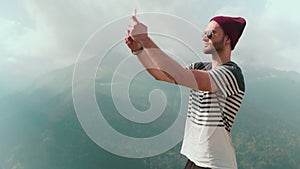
[{"x1": 225, "y1": 35, "x2": 231, "y2": 46}]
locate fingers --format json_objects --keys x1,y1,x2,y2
[
  {"x1": 126, "y1": 25, "x2": 133, "y2": 39},
  {"x1": 131, "y1": 15, "x2": 139, "y2": 24},
  {"x1": 125, "y1": 29, "x2": 130, "y2": 38},
  {"x1": 131, "y1": 8, "x2": 136, "y2": 17},
  {"x1": 125, "y1": 9, "x2": 145, "y2": 50},
  {"x1": 124, "y1": 31, "x2": 133, "y2": 45},
  {"x1": 131, "y1": 8, "x2": 139, "y2": 24}
]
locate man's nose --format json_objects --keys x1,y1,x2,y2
[{"x1": 202, "y1": 34, "x2": 209, "y2": 42}]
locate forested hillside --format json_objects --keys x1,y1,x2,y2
[{"x1": 0, "y1": 64, "x2": 299, "y2": 169}]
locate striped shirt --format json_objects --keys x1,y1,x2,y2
[{"x1": 181, "y1": 61, "x2": 245, "y2": 169}]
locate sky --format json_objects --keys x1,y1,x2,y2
[{"x1": 1, "y1": 0, "x2": 299, "y2": 95}]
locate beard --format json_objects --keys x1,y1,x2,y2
[{"x1": 203, "y1": 36, "x2": 225, "y2": 54}]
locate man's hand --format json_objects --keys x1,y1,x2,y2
[
  {"x1": 124, "y1": 32, "x2": 142, "y2": 52},
  {"x1": 124, "y1": 9, "x2": 148, "y2": 52},
  {"x1": 127, "y1": 9, "x2": 148, "y2": 43}
]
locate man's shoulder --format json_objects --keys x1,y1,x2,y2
[
  {"x1": 221, "y1": 61, "x2": 244, "y2": 71},
  {"x1": 220, "y1": 61, "x2": 245, "y2": 92}
]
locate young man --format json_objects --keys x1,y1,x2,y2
[{"x1": 125, "y1": 12, "x2": 246, "y2": 169}]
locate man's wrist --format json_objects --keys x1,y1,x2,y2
[
  {"x1": 139, "y1": 36, "x2": 157, "y2": 49},
  {"x1": 132, "y1": 47, "x2": 143, "y2": 55}
]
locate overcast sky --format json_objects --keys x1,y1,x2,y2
[{"x1": 1, "y1": 0, "x2": 299, "y2": 93}]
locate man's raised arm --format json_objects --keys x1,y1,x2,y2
[{"x1": 127, "y1": 11, "x2": 217, "y2": 92}]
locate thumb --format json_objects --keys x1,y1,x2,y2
[{"x1": 131, "y1": 8, "x2": 139, "y2": 24}]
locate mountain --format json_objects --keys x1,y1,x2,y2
[
  {"x1": 0, "y1": 63, "x2": 299, "y2": 169},
  {"x1": 232, "y1": 67, "x2": 300, "y2": 169}
]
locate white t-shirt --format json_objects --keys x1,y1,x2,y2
[{"x1": 181, "y1": 61, "x2": 245, "y2": 169}]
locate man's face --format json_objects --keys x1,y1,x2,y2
[{"x1": 202, "y1": 21, "x2": 227, "y2": 54}]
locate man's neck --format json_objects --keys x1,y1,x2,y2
[{"x1": 211, "y1": 50, "x2": 231, "y2": 68}]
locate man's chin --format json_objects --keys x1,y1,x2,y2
[{"x1": 203, "y1": 49, "x2": 213, "y2": 54}]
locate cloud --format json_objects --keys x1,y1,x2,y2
[
  {"x1": 0, "y1": 0, "x2": 258, "y2": 69},
  {"x1": 234, "y1": 0, "x2": 300, "y2": 72},
  {"x1": 1, "y1": 0, "x2": 300, "y2": 94}
]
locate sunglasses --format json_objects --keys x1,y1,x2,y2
[{"x1": 202, "y1": 30, "x2": 214, "y2": 39}]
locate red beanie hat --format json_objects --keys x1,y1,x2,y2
[{"x1": 210, "y1": 16, "x2": 246, "y2": 50}]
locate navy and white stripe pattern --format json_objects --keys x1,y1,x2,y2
[{"x1": 187, "y1": 62, "x2": 245, "y2": 132}]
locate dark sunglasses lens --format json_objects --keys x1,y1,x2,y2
[{"x1": 207, "y1": 31, "x2": 213, "y2": 39}]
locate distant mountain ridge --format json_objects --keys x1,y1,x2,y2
[{"x1": 0, "y1": 63, "x2": 299, "y2": 169}]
